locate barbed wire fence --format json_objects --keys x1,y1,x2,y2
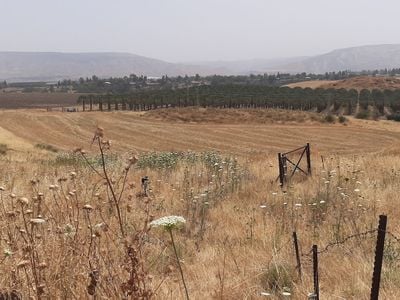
[{"x1": 291, "y1": 215, "x2": 400, "y2": 299}]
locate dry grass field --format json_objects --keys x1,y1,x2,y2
[
  {"x1": 285, "y1": 81, "x2": 335, "y2": 89},
  {"x1": 286, "y1": 76, "x2": 400, "y2": 91},
  {"x1": 1, "y1": 107, "x2": 400, "y2": 299}
]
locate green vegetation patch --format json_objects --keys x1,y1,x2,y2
[
  {"x1": 35, "y1": 143, "x2": 59, "y2": 153},
  {"x1": 387, "y1": 114, "x2": 400, "y2": 122},
  {"x1": 0, "y1": 143, "x2": 8, "y2": 155}
]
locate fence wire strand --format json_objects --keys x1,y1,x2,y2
[{"x1": 299, "y1": 229, "x2": 400, "y2": 259}]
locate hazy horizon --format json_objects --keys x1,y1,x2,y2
[{"x1": 2, "y1": 0, "x2": 400, "y2": 62}]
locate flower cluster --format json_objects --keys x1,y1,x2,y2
[{"x1": 149, "y1": 215, "x2": 186, "y2": 230}]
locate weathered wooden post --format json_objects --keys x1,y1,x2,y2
[
  {"x1": 370, "y1": 215, "x2": 387, "y2": 300},
  {"x1": 312, "y1": 245, "x2": 319, "y2": 300},
  {"x1": 89, "y1": 98, "x2": 93, "y2": 111},
  {"x1": 99, "y1": 101, "x2": 103, "y2": 111},
  {"x1": 82, "y1": 99, "x2": 86, "y2": 112}
]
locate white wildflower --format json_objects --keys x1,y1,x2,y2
[
  {"x1": 149, "y1": 215, "x2": 186, "y2": 229},
  {"x1": 30, "y1": 218, "x2": 46, "y2": 225}
]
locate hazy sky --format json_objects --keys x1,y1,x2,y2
[{"x1": 1, "y1": 0, "x2": 400, "y2": 62}]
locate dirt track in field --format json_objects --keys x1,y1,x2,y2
[{"x1": 0, "y1": 109, "x2": 398, "y2": 157}]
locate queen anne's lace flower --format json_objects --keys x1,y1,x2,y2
[
  {"x1": 149, "y1": 215, "x2": 186, "y2": 229},
  {"x1": 30, "y1": 218, "x2": 46, "y2": 224}
]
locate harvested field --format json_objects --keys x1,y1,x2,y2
[
  {"x1": 0, "y1": 109, "x2": 398, "y2": 155},
  {"x1": 285, "y1": 80, "x2": 335, "y2": 89},
  {"x1": 0, "y1": 92, "x2": 80, "y2": 109}
]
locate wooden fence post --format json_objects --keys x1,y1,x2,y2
[
  {"x1": 292, "y1": 232, "x2": 302, "y2": 280},
  {"x1": 370, "y1": 215, "x2": 387, "y2": 300},
  {"x1": 313, "y1": 245, "x2": 319, "y2": 300}
]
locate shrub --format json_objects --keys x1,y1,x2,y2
[
  {"x1": 387, "y1": 114, "x2": 400, "y2": 122},
  {"x1": 324, "y1": 114, "x2": 336, "y2": 123},
  {"x1": 338, "y1": 115, "x2": 347, "y2": 123},
  {"x1": 0, "y1": 143, "x2": 8, "y2": 155},
  {"x1": 355, "y1": 111, "x2": 369, "y2": 119},
  {"x1": 35, "y1": 143, "x2": 59, "y2": 153},
  {"x1": 259, "y1": 263, "x2": 295, "y2": 292}
]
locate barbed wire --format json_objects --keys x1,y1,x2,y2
[
  {"x1": 301, "y1": 229, "x2": 378, "y2": 257},
  {"x1": 387, "y1": 231, "x2": 400, "y2": 244},
  {"x1": 300, "y1": 229, "x2": 400, "y2": 258}
]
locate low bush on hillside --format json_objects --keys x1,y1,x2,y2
[
  {"x1": 387, "y1": 114, "x2": 400, "y2": 122},
  {"x1": 324, "y1": 114, "x2": 336, "y2": 123},
  {"x1": 356, "y1": 110, "x2": 370, "y2": 119},
  {"x1": 0, "y1": 143, "x2": 8, "y2": 155},
  {"x1": 338, "y1": 115, "x2": 348, "y2": 123},
  {"x1": 35, "y1": 143, "x2": 59, "y2": 153}
]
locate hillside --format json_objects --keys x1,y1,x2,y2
[
  {"x1": 0, "y1": 52, "x2": 224, "y2": 82},
  {"x1": 277, "y1": 44, "x2": 400, "y2": 74},
  {"x1": 286, "y1": 76, "x2": 400, "y2": 91}
]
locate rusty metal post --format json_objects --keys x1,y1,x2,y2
[
  {"x1": 278, "y1": 153, "x2": 284, "y2": 186},
  {"x1": 306, "y1": 143, "x2": 311, "y2": 175},
  {"x1": 370, "y1": 215, "x2": 387, "y2": 300},
  {"x1": 292, "y1": 232, "x2": 302, "y2": 280},
  {"x1": 313, "y1": 245, "x2": 319, "y2": 300}
]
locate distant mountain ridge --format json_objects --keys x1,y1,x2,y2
[
  {"x1": 276, "y1": 44, "x2": 400, "y2": 74},
  {"x1": 1, "y1": 44, "x2": 400, "y2": 82},
  {"x1": 0, "y1": 52, "x2": 226, "y2": 82}
]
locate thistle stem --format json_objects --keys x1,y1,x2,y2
[{"x1": 168, "y1": 228, "x2": 189, "y2": 300}]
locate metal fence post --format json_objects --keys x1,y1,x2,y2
[
  {"x1": 370, "y1": 215, "x2": 387, "y2": 300},
  {"x1": 313, "y1": 245, "x2": 319, "y2": 300},
  {"x1": 278, "y1": 153, "x2": 284, "y2": 186},
  {"x1": 306, "y1": 143, "x2": 311, "y2": 175},
  {"x1": 292, "y1": 232, "x2": 302, "y2": 280}
]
